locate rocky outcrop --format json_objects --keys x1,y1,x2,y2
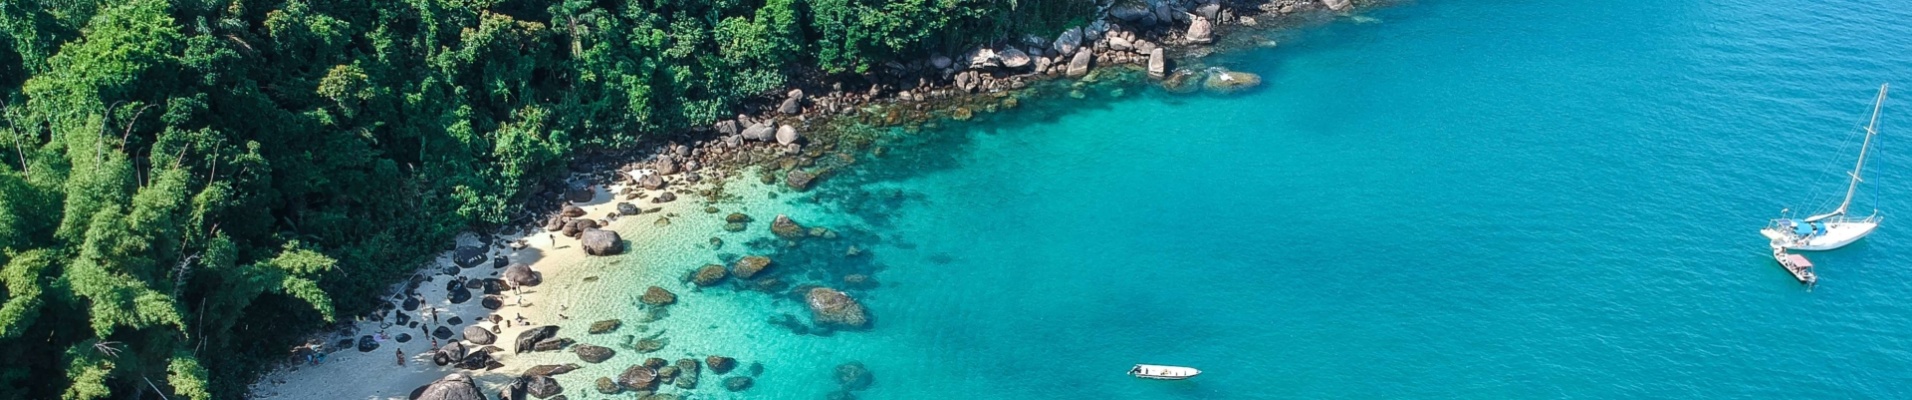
[
  {"x1": 515, "y1": 326, "x2": 559, "y2": 354},
  {"x1": 640, "y1": 286, "x2": 676, "y2": 306},
  {"x1": 732, "y1": 256, "x2": 771, "y2": 279},
  {"x1": 692, "y1": 264, "x2": 728, "y2": 286},
  {"x1": 1326, "y1": 0, "x2": 1352, "y2": 12},
  {"x1": 580, "y1": 229, "x2": 622, "y2": 256},
  {"x1": 574, "y1": 344, "x2": 616, "y2": 363},
  {"x1": 453, "y1": 349, "x2": 496, "y2": 370},
  {"x1": 464, "y1": 325, "x2": 495, "y2": 345},
  {"x1": 806, "y1": 288, "x2": 870, "y2": 329}
]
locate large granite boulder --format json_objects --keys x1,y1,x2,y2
[
  {"x1": 515, "y1": 326, "x2": 559, "y2": 354},
  {"x1": 453, "y1": 246, "x2": 487, "y2": 269},
  {"x1": 523, "y1": 374, "x2": 563, "y2": 399},
  {"x1": 574, "y1": 344, "x2": 616, "y2": 363},
  {"x1": 692, "y1": 264, "x2": 728, "y2": 286},
  {"x1": 561, "y1": 218, "x2": 597, "y2": 238},
  {"x1": 999, "y1": 48, "x2": 1031, "y2": 69},
  {"x1": 640, "y1": 286, "x2": 676, "y2": 306},
  {"x1": 1053, "y1": 27, "x2": 1083, "y2": 56},
  {"x1": 561, "y1": 204, "x2": 587, "y2": 218},
  {"x1": 1110, "y1": 0, "x2": 1151, "y2": 22},
  {"x1": 453, "y1": 349, "x2": 495, "y2": 370},
  {"x1": 776, "y1": 125, "x2": 800, "y2": 145},
  {"x1": 741, "y1": 123, "x2": 776, "y2": 142},
  {"x1": 617, "y1": 202, "x2": 640, "y2": 216},
  {"x1": 505, "y1": 264, "x2": 541, "y2": 287},
  {"x1": 580, "y1": 229, "x2": 623, "y2": 256},
  {"x1": 433, "y1": 326, "x2": 455, "y2": 340},
  {"x1": 1185, "y1": 16, "x2": 1214, "y2": 44},
  {"x1": 357, "y1": 333, "x2": 378, "y2": 352},
  {"x1": 463, "y1": 325, "x2": 495, "y2": 345},
  {"x1": 1326, "y1": 0, "x2": 1352, "y2": 11},
  {"x1": 1148, "y1": 48, "x2": 1167, "y2": 78},
  {"x1": 732, "y1": 256, "x2": 772, "y2": 279},
  {"x1": 410, "y1": 373, "x2": 485, "y2": 400},
  {"x1": 1066, "y1": 50, "x2": 1092, "y2": 77},
  {"x1": 806, "y1": 288, "x2": 870, "y2": 328},
  {"x1": 434, "y1": 342, "x2": 467, "y2": 366}
]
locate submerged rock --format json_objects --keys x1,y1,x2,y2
[
  {"x1": 806, "y1": 288, "x2": 870, "y2": 329},
  {"x1": 836, "y1": 362, "x2": 874, "y2": 390},
  {"x1": 523, "y1": 363, "x2": 582, "y2": 376},
  {"x1": 595, "y1": 376, "x2": 621, "y2": 395},
  {"x1": 589, "y1": 319, "x2": 622, "y2": 334},
  {"x1": 693, "y1": 264, "x2": 729, "y2": 286},
  {"x1": 724, "y1": 376, "x2": 754, "y2": 392},
  {"x1": 533, "y1": 337, "x2": 575, "y2": 352},
  {"x1": 618, "y1": 365, "x2": 659, "y2": 391},
  {"x1": 706, "y1": 356, "x2": 737, "y2": 374},
  {"x1": 770, "y1": 215, "x2": 805, "y2": 239},
  {"x1": 1203, "y1": 69, "x2": 1263, "y2": 94},
  {"x1": 640, "y1": 286, "x2": 677, "y2": 306},
  {"x1": 786, "y1": 169, "x2": 816, "y2": 191},
  {"x1": 575, "y1": 344, "x2": 616, "y2": 363},
  {"x1": 733, "y1": 256, "x2": 772, "y2": 279},
  {"x1": 674, "y1": 359, "x2": 702, "y2": 389}
]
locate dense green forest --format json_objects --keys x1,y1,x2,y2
[{"x1": 0, "y1": 0, "x2": 1088, "y2": 397}]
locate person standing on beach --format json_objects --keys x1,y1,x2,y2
[{"x1": 396, "y1": 349, "x2": 405, "y2": 366}]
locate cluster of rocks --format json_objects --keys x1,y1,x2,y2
[{"x1": 601, "y1": 355, "x2": 753, "y2": 396}]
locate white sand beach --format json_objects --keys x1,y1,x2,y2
[{"x1": 249, "y1": 174, "x2": 717, "y2": 400}]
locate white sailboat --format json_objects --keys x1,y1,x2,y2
[{"x1": 1761, "y1": 83, "x2": 1889, "y2": 251}]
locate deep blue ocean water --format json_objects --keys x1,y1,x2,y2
[{"x1": 551, "y1": 0, "x2": 1912, "y2": 398}]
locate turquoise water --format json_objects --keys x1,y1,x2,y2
[{"x1": 546, "y1": 0, "x2": 1912, "y2": 398}]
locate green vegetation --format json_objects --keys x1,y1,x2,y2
[{"x1": 0, "y1": 0, "x2": 1089, "y2": 398}]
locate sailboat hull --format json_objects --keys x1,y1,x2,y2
[{"x1": 1761, "y1": 220, "x2": 1879, "y2": 251}]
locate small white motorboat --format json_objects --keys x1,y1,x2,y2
[{"x1": 1129, "y1": 364, "x2": 1201, "y2": 380}]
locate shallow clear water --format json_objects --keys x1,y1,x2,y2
[{"x1": 538, "y1": 0, "x2": 1912, "y2": 398}]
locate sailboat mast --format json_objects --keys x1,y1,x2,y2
[{"x1": 1835, "y1": 83, "x2": 1889, "y2": 216}]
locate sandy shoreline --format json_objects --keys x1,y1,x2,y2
[{"x1": 250, "y1": 173, "x2": 718, "y2": 400}]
